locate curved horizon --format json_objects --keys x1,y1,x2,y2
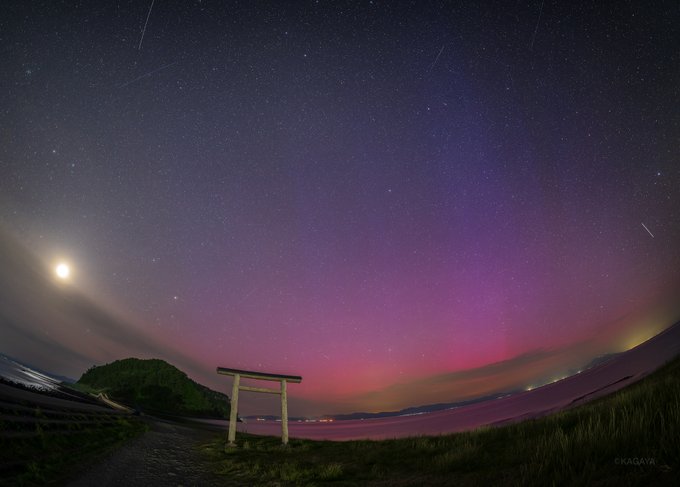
[{"x1": 1, "y1": 1, "x2": 679, "y2": 418}]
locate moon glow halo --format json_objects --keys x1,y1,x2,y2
[{"x1": 55, "y1": 263, "x2": 70, "y2": 280}]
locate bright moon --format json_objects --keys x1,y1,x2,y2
[{"x1": 55, "y1": 263, "x2": 70, "y2": 279}]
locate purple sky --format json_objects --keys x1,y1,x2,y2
[{"x1": 1, "y1": 1, "x2": 679, "y2": 416}]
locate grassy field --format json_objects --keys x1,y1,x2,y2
[
  {"x1": 0, "y1": 384, "x2": 147, "y2": 486},
  {"x1": 201, "y1": 355, "x2": 680, "y2": 486}
]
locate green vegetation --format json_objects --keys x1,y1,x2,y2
[
  {"x1": 202, "y1": 355, "x2": 680, "y2": 486},
  {"x1": 78, "y1": 358, "x2": 230, "y2": 418},
  {"x1": 0, "y1": 395, "x2": 147, "y2": 486}
]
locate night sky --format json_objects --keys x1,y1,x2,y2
[{"x1": 1, "y1": 1, "x2": 679, "y2": 416}]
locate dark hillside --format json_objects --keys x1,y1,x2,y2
[{"x1": 78, "y1": 358, "x2": 229, "y2": 418}]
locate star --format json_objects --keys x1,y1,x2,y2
[{"x1": 1, "y1": 0, "x2": 678, "y2": 420}]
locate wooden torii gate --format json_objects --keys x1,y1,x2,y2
[{"x1": 217, "y1": 367, "x2": 302, "y2": 447}]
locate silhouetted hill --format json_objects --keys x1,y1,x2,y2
[
  {"x1": 582, "y1": 352, "x2": 620, "y2": 370},
  {"x1": 326, "y1": 392, "x2": 519, "y2": 421},
  {"x1": 77, "y1": 358, "x2": 230, "y2": 418}
]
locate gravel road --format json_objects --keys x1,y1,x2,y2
[{"x1": 66, "y1": 418, "x2": 228, "y2": 487}]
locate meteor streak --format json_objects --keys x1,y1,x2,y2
[
  {"x1": 641, "y1": 222, "x2": 654, "y2": 238},
  {"x1": 138, "y1": 0, "x2": 156, "y2": 50}
]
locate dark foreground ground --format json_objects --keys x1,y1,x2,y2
[
  {"x1": 66, "y1": 418, "x2": 224, "y2": 487},
  {"x1": 0, "y1": 380, "x2": 146, "y2": 486},
  {"x1": 0, "y1": 378, "x2": 229, "y2": 487}
]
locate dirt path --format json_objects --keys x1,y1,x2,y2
[{"x1": 66, "y1": 418, "x2": 227, "y2": 487}]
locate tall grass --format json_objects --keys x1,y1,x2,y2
[
  {"x1": 0, "y1": 408, "x2": 147, "y2": 486},
  {"x1": 202, "y1": 355, "x2": 680, "y2": 486}
]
